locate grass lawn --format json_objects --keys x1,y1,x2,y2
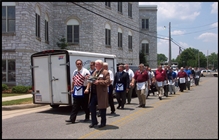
[
  {"x1": 2, "y1": 97, "x2": 33, "y2": 106},
  {"x1": 2, "y1": 93, "x2": 29, "y2": 97}
]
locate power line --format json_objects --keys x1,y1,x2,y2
[
  {"x1": 71, "y1": 2, "x2": 168, "y2": 40},
  {"x1": 171, "y1": 21, "x2": 218, "y2": 29},
  {"x1": 171, "y1": 27, "x2": 218, "y2": 36}
]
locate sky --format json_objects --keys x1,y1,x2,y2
[{"x1": 139, "y1": 2, "x2": 218, "y2": 60}]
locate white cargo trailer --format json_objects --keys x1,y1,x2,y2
[{"x1": 30, "y1": 49, "x2": 117, "y2": 108}]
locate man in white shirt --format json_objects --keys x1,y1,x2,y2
[
  {"x1": 65, "y1": 59, "x2": 90, "y2": 123},
  {"x1": 103, "y1": 62, "x2": 115, "y2": 114},
  {"x1": 124, "y1": 64, "x2": 135, "y2": 104}
]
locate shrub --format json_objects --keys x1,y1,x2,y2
[
  {"x1": 27, "y1": 86, "x2": 32, "y2": 90},
  {"x1": 2, "y1": 84, "x2": 9, "y2": 91},
  {"x1": 12, "y1": 85, "x2": 29, "y2": 93}
]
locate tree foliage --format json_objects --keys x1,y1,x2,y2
[
  {"x1": 157, "y1": 53, "x2": 167, "y2": 65},
  {"x1": 139, "y1": 51, "x2": 148, "y2": 66},
  {"x1": 56, "y1": 36, "x2": 68, "y2": 49}
]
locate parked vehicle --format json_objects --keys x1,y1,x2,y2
[{"x1": 30, "y1": 49, "x2": 117, "y2": 108}]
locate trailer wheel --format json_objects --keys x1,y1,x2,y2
[{"x1": 50, "y1": 104, "x2": 60, "y2": 108}]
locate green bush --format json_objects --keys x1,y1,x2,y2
[
  {"x1": 12, "y1": 85, "x2": 29, "y2": 93},
  {"x1": 27, "y1": 86, "x2": 32, "y2": 90},
  {"x1": 2, "y1": 84, "x2": 9, "y2": 91}
]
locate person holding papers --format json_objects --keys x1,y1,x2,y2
[
  {"x1": 133, "y1": 63, "x2": 149, "y2": 107},
  {"x1": 65, "y1": 59, "x2": 90, "y2": 123},
  {"x1": 177, "y1": 67, "x2": 188, "y2": 92},
  {"x1": 154, "y1": 65, "x2": 166, "y2": 100},
  {"x1": 168, "y1": 68, "x2": 177, "y2": 94},
  {"x1": 113, "y1": 64, "x2": 129, "y2": 109}
]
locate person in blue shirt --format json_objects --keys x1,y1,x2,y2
[
  {"x1": 184, "y1": 66, "x2": 192, "y2": 90},
  {"x1": 168, "y1": 68, "x2": 177, "y2": 94}
]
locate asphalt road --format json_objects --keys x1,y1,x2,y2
[{"x1": 2, "y1": 77, "x2": 218, "y2": 139}]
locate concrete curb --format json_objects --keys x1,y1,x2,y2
[{"x1": 2, "y1": 104, "x2": 48, "y2": 111}]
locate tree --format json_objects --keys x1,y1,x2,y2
[
  {"x1": 157, "y1": 53, "x2": 167, "y2": 65},
  {"x1": 207, "y1": 52, "x2": 218, "y2": 70},
  {"x1": 57, "y1": 36, "x2": 68, "y2": 49},
  {"x1": 139, "y1": 51, "x2": 148, "y2": 66},
  {"x1": 176, "y1": 47, "x2": 206, "y2": 68}
]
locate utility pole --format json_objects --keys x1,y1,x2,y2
[
  {"x1": 168, "y1": 22, "x2": 171, "y2": 67},
  {"x1": 207, "y1": 50, "x2": 208, "y2": 70}
]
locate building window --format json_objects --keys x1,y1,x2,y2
[
  {"x1": 2, "y1": 3, "x2": 15, "y2": 33},
  {"x1": 45, "y1": 14, "x2": 49, "y2": 43},
  {"x1": 105, "y1": 2, "x2": 110, "y2": 7},
  {"x1": 128, "y1": 3, "x2": 132, "y2": 18},
  {"x1": 118, "y1": 27, "x2": 122, "y2": 48},
  {"x1": 2, "y1": 59, "x2": 16, "y2": 83},
  {"x1": 128, "y1": 35, "x2": 132, "y2": 49},
  {"x1": 105, "y1": 23, "x2": 111, "y2": 46},
  {"x1": 67, "y1": 19, "x2": 79, "y2": 44},
  {"x1": 142, "y1": 43, "x2": 149, "y2": 54},
  {"x1": 35, "y1": 6, "x2": 40, "y2": 38},
  {"x1": 118, "y1": 2, "x2": 122, "y2": 13},
  {"x1": 142, "y1": 19, "x2": 149, "y2": 29}
]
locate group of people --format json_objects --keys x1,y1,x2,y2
[
  {"x1": 151, "y1": 65, "x2": 201, "y2": 100},
  {"x1": 65, "y1": 59, "x2": 201, "y2": 128}
]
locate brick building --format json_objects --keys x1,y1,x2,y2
[{"x1": 2, "y1": 2, "x2": 157, "y2": 86}]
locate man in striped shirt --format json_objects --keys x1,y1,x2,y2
[{"x1": 65, "y1": 59, "x2": 90, "y2": 123}]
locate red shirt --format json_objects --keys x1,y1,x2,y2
[
  {"x1": 155, "y1": 69, "x2": 165, "y2": 81},
  {"x1": 177, "y1": 71, "x2": 187, "y2": 78},
  {"x1": 134, "y1": 70, "x2": 148, "y2": 82}
]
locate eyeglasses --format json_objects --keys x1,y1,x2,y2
[{"x1": 76, "y1": 63, "x2": 82, "y2": 65}]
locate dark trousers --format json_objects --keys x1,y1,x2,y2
[
  {"x1": 163, "y1": 85, "x2": 169, "y2": 96},
  {"x1": 186, "y1": 81, "x2": 191, "y2": 90},
  {"x1": 195, "y1": 78, "x2": 199, "y2": 85},
  {"x1": 116, "y1": 91, "x2": 126, "y2": 108},
  {"x1": 89, "y1": 94, "x2": 107, "y2": 125},
  {"x1": 108, "y1": 84, "x2": 115, "y2": 112},
  {"x1": 179, "y1": 83, "x2": 186, "y2": 92},
  {"x1": 69, "y1": 95, "x2": 90, "y2": 122}
]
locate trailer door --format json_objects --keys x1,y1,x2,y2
[{"x1": 50, "y1": 54, "x2": 69, "y2": 104}]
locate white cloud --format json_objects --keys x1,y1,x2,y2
[
  {"x1": 197, "y1": 32, "x2": 217, "y2": 42},
  {"x1": 211, "y1": 2, "x2": 218, "y2": 14},
  {"x1": 171, "y1": 30, "x2": 186, "y2": 35},
  {"x1": 211, "y1": 22, "x2": 218, "y2": 28},
  {"x1": 139, "y1": 2, "x2": 201, "y2": 21}
]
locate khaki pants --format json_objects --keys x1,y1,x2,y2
[
  {"x1": 136, "y1": 89, "x2": 146, "y2": 105},
  {"x1": 155, "y1": 81, "x2": 164, "y2": 97}
]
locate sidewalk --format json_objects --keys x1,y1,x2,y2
[{"x1": 2, "y1": 94, "x2": 47, "y2": 111}]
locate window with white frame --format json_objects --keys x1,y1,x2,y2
[
  {"x1": 128, "y1": 31, "x2": 132, "y2": 50},
  {"x1": 142, "y1": 19, "x2": 149, "y2": 29},
  {"x1": 105, "y1": 2, "x2": 110, "y2": 7},
  {"x1": 67, "y1": 19, "x2": 79, "y2": 44},
  {"x1": 35, "y1": 6, "x2": 40, "y2": 38},
  {"x1": 118, "y1": 2, "x2": 122, "y2": 13},
  {"x1": 118, "y1": 28, "x2": 122, "y2": 48},
  {"x1": 142, "y1": 40, "x2": 149, "y2": 54},
  {"x1": 45, "y1": 14, "x2": 49, "y2": 43},
  {"x1": 128, "y1": 3, "x2": 132, "y2": 18},
  {"x1": 2, "y1": 2, "x2": 16, "y2": 33},
  {"x1": 2, "y1": 59, "x2": 16, "y2": 83},
  {"x1": 105, "y1": 23, "x2": 111, "y2": 46}
]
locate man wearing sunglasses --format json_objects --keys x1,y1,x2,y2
[{"x1": 65, "y1": 59, "x2": 90, "y2": 123}]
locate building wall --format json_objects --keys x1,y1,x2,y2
[
  {"x1": 139, "y1": 5, "x2": 157, "y2": 68},
  {"x1": 2, "y1": 2, "x2": 157, "y2": 86}
]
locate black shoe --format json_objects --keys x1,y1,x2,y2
[
  {"x1": 174, "y1": 92, "x2": 175, "y2": 94},
  {"x1": 159, "y1": 97, "x2": 162, "y2": 100},
  {"x1": 89, "y1": 122, "x2": 98, "y2": 128},
  {"x1": 110, "y1": 111, "x2": 115, "y2": 114},
  {"x1": 117, "y1": 106, "x2": 121, "y2": 109},
  {"x1": 142, "y1": 104, "x2": 146, "y2": 108},
  {"x1": 98, "y1": 124, "x2": 106, "y2": 128},
  {"x1": 127, "y1": 102, "x2": 130, "y2": 104},
  {"x1": 97, "y1": 114, "x2": 101, "y2": 117},
  {"x1": 65, "y1": 119, "x2": 75, "y2": 123},
  {"x1": 83, "y1": 118, "x2": 89, "y2": 122},
  {"x1": 121, "y1": 106, "x2": 124, "y2": 109},
  {"x1": 138, "y1": 105, "x2": 142, "y2": 107}
]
